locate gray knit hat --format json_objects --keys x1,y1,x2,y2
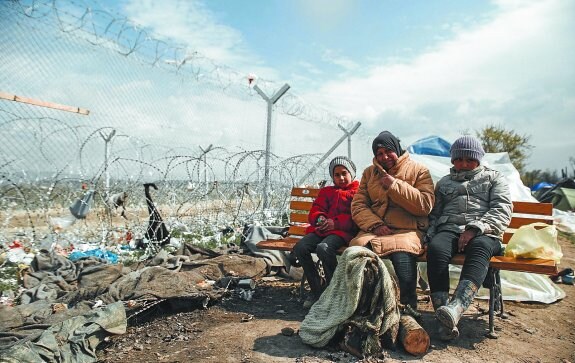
[
  {"x1": 450, "y1": 135, "x2": 485, "y2": 163},
  {"x1": 329, "y1": 156, "x2": 356, "y2": 180}
]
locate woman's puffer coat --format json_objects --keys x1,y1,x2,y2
[{"x1": 350, "y1": 153, "x2": 435, "y2": 256}]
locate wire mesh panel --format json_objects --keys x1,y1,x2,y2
[{"x1": 0, "y1": 0, "x2": 365, "y2": 247}]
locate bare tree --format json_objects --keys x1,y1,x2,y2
[{"x1": 476, "y1": 125, "x2": 533, "y2": 175}]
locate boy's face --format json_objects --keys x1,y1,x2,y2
[
  {"x1": 452, "y1": 157, "x2": 480, "y2": 172},
  {"x1": 332, "y1": 165, "x2": 352, "y2": 188},
  {"x1": 375, "y1": 147, "x2": 398, "y2": 171}
]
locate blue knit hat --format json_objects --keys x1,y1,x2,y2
[
  {"x1": 450, "y1": 135, "x2": 485, "y2": 163},
  {"x1": 329, "y1": 156, "x2": 356, "y2": 180}
]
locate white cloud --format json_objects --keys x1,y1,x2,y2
[
  {"x1": 321, "y1": 49, "x2": 359, "y2": 71},
  {"x1": 121, "y1": 0, "x2": 279, "y2": 80},
  {"x1": 304, "y1": 0, "x2": 575, "y2": 170}
]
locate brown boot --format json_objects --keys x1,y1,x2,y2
[{"x1": 436, "y1": 280, "x2": 479, "y2": 340}]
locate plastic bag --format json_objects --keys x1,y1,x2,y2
[{"x1": 504, "y1": 222, "x2": 562, "y2": 263}]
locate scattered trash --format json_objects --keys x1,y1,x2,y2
[
  {"x1": 69, "y1": 190, "x2": 95, "y2": 219},
  {"x1": 8, "y1": 240, "x2": 23, "y2": 249},
  {"x1": 238, "y1": 278, "x2": 255, "y2": 290},
  {"x1": 6, "y1": 248, "x2": 35, "y2": 265},
  {"x1": 239, "y1": 289, "x2": 253, "y2": 301},
  {"x1": 196, "y1": 280, "x2": 212, "y2": 289},
  {"x1": 49, "y1": 214, "x2": 77, "y2": 232},
  {"x1": 562, "y1": 272, "x2": 574, "y2": 285},
  {"x1": 68, "y1": 249, "x2": 118, "y2": 264},
  {"x1": 550, "y1": 268, "x2": 574, "y2": 284}
]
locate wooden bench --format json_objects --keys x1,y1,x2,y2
[{"x1": 257, "y1": 187, "x2": 559, "y2": 338}]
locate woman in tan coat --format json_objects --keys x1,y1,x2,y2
[{"x1": 350, "y1": 131, "x2": 434, "y2": 314}]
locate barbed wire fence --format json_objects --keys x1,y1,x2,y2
[{"x1": 0, "y1": 0, "x2": 370, "y2": 248}]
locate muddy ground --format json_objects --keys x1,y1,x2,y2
[{"x1": 96, "y1": 236, "x2": 575, "y2": 363}]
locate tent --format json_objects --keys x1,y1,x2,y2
[
  {"x1": 531, "y1": 181, "x2": 555, "y2": 191},
  {"x1": 549, "y1": 187, "x2": 575, "y2": 211},
  {"x1": 406, "y1": 135, "x2": 451, "y2": 157}
]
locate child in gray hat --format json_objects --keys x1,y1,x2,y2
[
  {"x1": 426, "y1": 135, "x2": 512, "y2": 340},
  {"x1": 293, "y1": 156, "x2": 359, "y2": 308}
]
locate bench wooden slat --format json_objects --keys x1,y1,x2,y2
[
  {"x1": 287, "y1": 225, "x2": 307, "y2": 236},
  {"x1": 290, "y1": 213, "x2": 309, "y2": 224},
  {"x1": 512, "y1": 201, "x2": 553, "y2": 215},
  {"x1": 416, "y1": 253, "x2": 558, "y2": 275},
  {"x1": 256, "y1": 237, "x2": 299, "y2": 251},
  {"x1": 289, "y1": 200, "x2": 313, "y2": 212},
  {"x1": 291, "y1": 187, "x2": 320, "y2": 198},
  {"x1": 502, "y1": 232, "x2": 513, "y2": 244},
  {"x1": 488, "y1": 256, "x2": 558, "y2": 274},
  {"x1": 508, "y1": 217, "x2": 553, "y2": 229}
]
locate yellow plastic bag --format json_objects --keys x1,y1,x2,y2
[{"x1": 504, "y1": 223, "x2": 562, "y2": 263}]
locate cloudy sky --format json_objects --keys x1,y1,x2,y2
[
  {"x1": 96, "y1": 0, "x2": 575, "y2": 173},
  {"x1": 2, "y1": 0, "x2": 574, "y2": 176}
]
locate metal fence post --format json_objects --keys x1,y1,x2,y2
[{"x1": 253, "y1": 83, "x2": 290, "y2": 210}]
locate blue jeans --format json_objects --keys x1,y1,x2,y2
[{"x1": 293, "y1": 233, "x2": 345, "y2": 298}]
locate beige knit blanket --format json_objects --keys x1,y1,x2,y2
[{"x1": 300, "y1": 246, "x2": 400, "y2": 352}]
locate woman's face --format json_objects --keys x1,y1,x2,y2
[
  {"x1": 332, "y1": 165, "x2": 352, "y2": 187},
  {"x1": 375, "y1": 147, "x2": 398, "y2": 171},
  {"x1": 452, "y1": 157, "x2": 480, "y2": 172}
]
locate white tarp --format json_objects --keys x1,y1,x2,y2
[{"x1": 410, "y1": 152, "x2": 536, "y2": 202}]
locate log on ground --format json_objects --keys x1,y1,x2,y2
[{"x1": 399, "y1": 315, "x2": 430, "y2": 356}]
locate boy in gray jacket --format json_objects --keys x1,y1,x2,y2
[{"x1": 426, "y1": 135, "x2": 512, "y2": 340}]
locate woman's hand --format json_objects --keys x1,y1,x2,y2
[
  {"x1": 317, "y1": 218, "x2": 335, "y2": 233},
  {"x1": 373, "y1": 225, "x2": 392, "y2": 236},
  {"x1": 379, "y1": 174, "x2": 395, "y2": 190}
]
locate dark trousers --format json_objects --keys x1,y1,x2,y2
[
  {"x1": 293, "y1": 233, "x2": 345, "y2": 298},
  {"x1": 388, "y1": 252, "x2": 418, "y2": 309},
  {"x1": 427, "y1": 231, "x2": 502, "y2": 292}
]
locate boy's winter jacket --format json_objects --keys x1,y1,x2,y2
[{"x1": 427, "y1": 165, "x2": 512, "y2": 239}]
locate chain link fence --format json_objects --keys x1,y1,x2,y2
[{"x1": 0, "y1": 0, "x2": 368, "y2": 247}]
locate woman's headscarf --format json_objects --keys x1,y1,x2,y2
[{"x1": 371, "y1": 131, "x2": 404, "y2": 156}]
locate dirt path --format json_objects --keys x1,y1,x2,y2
[{"x1": 97, "y1": 236, "x2": 575, "y2": 363}]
